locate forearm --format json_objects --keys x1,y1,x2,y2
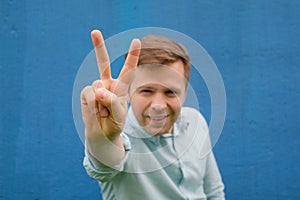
[
  {"x1": 85, "y1": 131, "x2": 125, "y2": 167},
  {"x1": 204, "y1": 152, "x2": 225, "y2": 199}
]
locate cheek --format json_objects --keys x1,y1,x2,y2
[
  {"x1": 130, "y1": 95, "x2": 148, "y2": 112},
  {"x1": 170, "y1": 100, "x2": 181, "y2": 109},
  {"x1": 170, "y1": 95, "x2": 185, "y2": 110}
]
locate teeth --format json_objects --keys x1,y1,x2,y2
[{"x1": 150, "y1": 116, "x2": 166, "y2": 120}]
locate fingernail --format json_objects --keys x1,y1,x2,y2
[
  {"x1": 131, "y1": 39, "x2": 141, "y2": 49},
  {"x1": 97, "y1": 88, "x2": 106, "y2": 100}
]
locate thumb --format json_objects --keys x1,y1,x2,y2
[
  {"x1": 95, "y1": 87, "x2": 117, "y2": 107},
  {"x1": 95, "y1": 88, "x2": 127, "y2": 122}
]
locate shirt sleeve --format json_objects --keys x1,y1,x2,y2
[
  {"x1": 83, "y1": 132, "x2": 131, "y2": 182},
  {"x1": 203, "y1": 151, "x2": 226, "y2": 200},
  {"x1": 188, "y1": 107, "x2": 225, "y2": 199}
]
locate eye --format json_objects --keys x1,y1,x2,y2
[
  {"x1": 141, "y1": 89, "x2": 152, "y2": 93},
  {"x1": 139, "y1": 89, "x2": 153, "y2": 96},
  {"x1": 165, "y1": 90, "x2": 177, "y2": 96}
]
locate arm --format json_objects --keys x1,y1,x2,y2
[
  {"x1": 203, "y1": 151, "x2": 225, "y2": 200},
  {"x1": 83, "y1": 132, "x2": 131, "y2": 182},
  {"x1": 81, "y1": 30, "x2": 141, "y2": 167}
]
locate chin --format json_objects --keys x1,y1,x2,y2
[{"x1": 144, "y1": 125, "x2": 173, "y2": 136}]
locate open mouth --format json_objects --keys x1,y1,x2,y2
[{"x1": 148, "y1": 115, "x2": 169, "y2": 125}]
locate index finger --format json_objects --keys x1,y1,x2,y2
[{"x1": 91, "y1": 30, "x2": 111, "y2": 80}]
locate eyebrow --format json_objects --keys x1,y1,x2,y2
[
  {"x1": 135, "y1": 86, "x2": 155, "y2": 91},
  {"x1": 136, "y1": 85, "x2": 182, "y2": 93}
]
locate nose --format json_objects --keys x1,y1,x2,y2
[{"x1": 150, "y1": 93, "x2": 167, "y2": 113}]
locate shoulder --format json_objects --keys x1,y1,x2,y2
[
  {"x1": 181, "y1": 106, "x2": 202, "y2": 116},
  {"x1": 180, "y1": 107, "x2": 213, "y2": 158},
  {"x1": 180, "y1": 107, "x2": 208, "y2": 130}
]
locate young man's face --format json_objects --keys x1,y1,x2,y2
[{"x1": 129, "y1": 60, "x2": 187, "y2": 136}]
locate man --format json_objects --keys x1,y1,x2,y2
[{"x1": 81, "y1": 30, "x2": 225, "y2": 199}]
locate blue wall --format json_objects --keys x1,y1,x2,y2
[{"x1": 1, "y1": 0, "x2": 299, "y2": 199}]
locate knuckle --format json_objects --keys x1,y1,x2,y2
[
  {"x1": 92, "y1": 80, "x2": 102, "y2": 89},
  {"x1": 81, "y1": 86, "x2": 95, "y2": 102},
  {"x1": 81, "y1": 86, "x2": 92, "y2": 97}
]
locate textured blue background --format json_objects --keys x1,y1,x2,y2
[{"x1": 1, "y1": 0, "x2": 299, "y2": 199}]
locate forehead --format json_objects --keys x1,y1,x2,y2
[{"x1": 131, "y1": 61, "x2": 186, "y2": 90}]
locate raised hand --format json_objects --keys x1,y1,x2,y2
[{"x1": 80, "y1": 30, "x2": 141, "y2": 165}]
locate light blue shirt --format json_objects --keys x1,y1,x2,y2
[{"x1": 84, "y1": 107, "x2": 225, "y2": 200}]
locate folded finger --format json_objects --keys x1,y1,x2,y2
[
  {"x1": 92, "y1": 80, "x2": 103, "y2": 90},
  {"x1": 81, "y1": 86, "x2": 98, "y2": 114}
]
